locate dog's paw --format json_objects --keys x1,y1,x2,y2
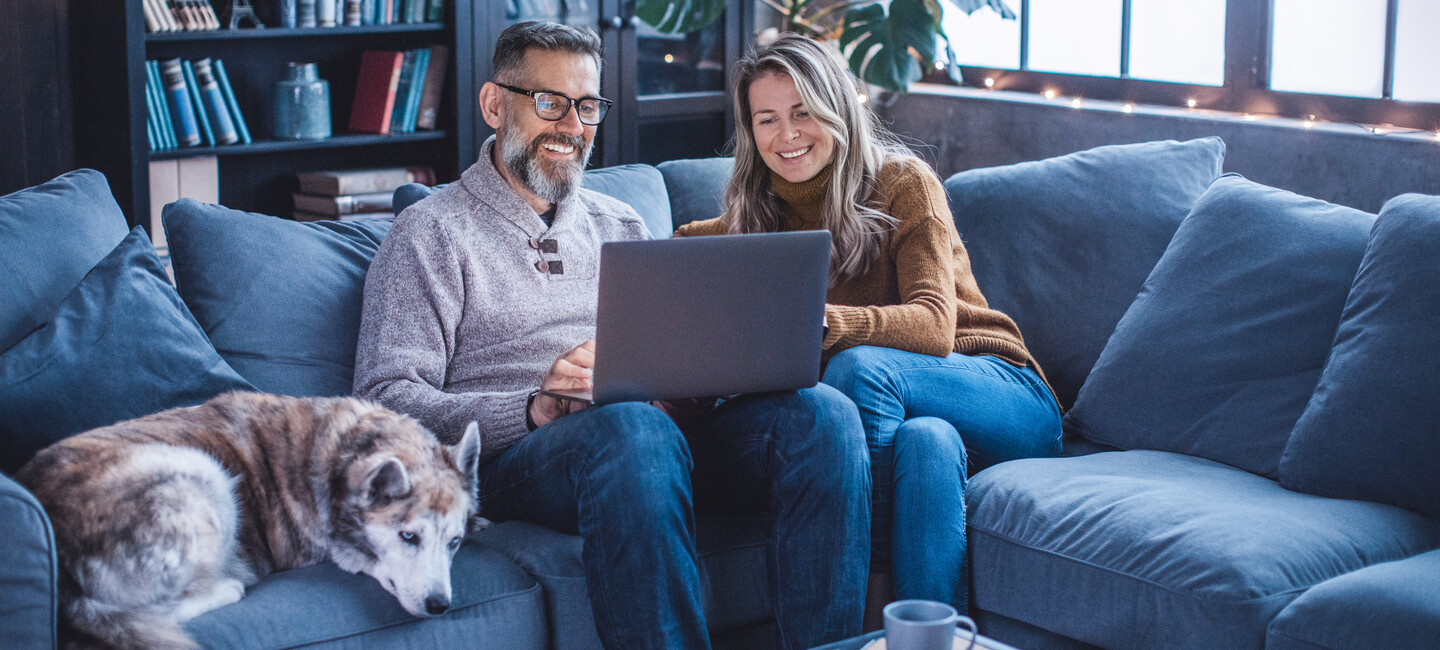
[{"x1": 470, "y1": 516, "x2": 493, "y2": 532}]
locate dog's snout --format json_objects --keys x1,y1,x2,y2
[{"x1": 424, "y1": 595, "x2": 450, "y2": 616}]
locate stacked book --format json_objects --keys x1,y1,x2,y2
[
  {"x1": 146, "y1": 58, "x2": 253, "y2": 152},
  {"x1": 143, "y1": 0, "x2": 221, "y2": 32},
  {"x1": 288, "y1": 0, "x2": 443, "y2": 27},
  {"x1": 349, "y1": 46, "x2": 448, "y2": 135},
  {"x1": 292, "y1": 165, "x2": 435, "y2": 221}
]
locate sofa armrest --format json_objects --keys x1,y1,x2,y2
[{"x1": 0, "y1": 472, "x2": 57, "y2": 649}]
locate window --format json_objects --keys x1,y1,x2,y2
[{"x1": 935, "y1": 0, "x2": 1440, "y2": 131}]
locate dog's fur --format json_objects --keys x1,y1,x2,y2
[{"x1": 15, "y1": 392, "x2": 484, "y2": 650}]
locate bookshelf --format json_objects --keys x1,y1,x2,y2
[{"x1": 71, "y1": 0, "x2": 477, "y2": 228}]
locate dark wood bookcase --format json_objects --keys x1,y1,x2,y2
[{"x1": 71, "y1": 0, "x2": 480, "y2": 229}]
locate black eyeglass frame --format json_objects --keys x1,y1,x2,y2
[{"x1": 494, "y1": 82, "x2": 613, "y2": 126}]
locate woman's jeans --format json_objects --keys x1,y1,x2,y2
[
  {"x1": 473, "y1": 385, "x2": 871, "y2": 650},
  {"x1": 822, "y1": 346, "x2": 1062, "y2": 612}
]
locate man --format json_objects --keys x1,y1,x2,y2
[{"x1": 353, "y1": 21, "x2": 869, "y2": 650}]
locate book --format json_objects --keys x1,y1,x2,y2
[
  {"x1": 181, "y1": 60, "x2": 216, "y2": 147},
  {"x1": 148, "y1": 60, "x2": 178, "y2": 150},
  {"x1": 212, "y1": 59, "x2": 252, "y2": 145},
  {"x1": 149, "y1": 157, "x2": 218, "y2": 253},
  {"x1": 296, "y1": 166, "x2": 435, "y2": 196},
  {"x1": 396, "y1": 48, "x2": 428, "y2": 134},
  {"x1": 144, "y1": 78, "x2": 160, "y2": 151},
  {"x1": 193, "y1": 58, "x2": 239, "y2": 145},
  {"x1": 349, "y1": 50, "x2": 404, "y2": 134},
  {"x1": 414, "y1": 44, "x2": 448, "y2": 130},
  {"x1": 388, "y1": 50, "x2": 417, "y2": 134},
  {"x1": 160, "y1": 58, "x2": 201, "y2": 147},
  {"x1": 424, "y1": 0, "x2": 442, "y2": 23},
  {"x1": 292, "y1": 190, "x2": 394, "y2": 215}
]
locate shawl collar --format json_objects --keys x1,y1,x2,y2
[{"x1": 460, "y1": 135, "x2": 590, "y2": 239}]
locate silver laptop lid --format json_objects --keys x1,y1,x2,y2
[{"x1": 592, "y1": 230, "x2": 831, "y2": 405}]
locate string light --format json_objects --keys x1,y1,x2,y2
[
  {"x1": 1242, "y1": 114, "x2": 1256, "y2": 121},
  {"x1": 983, "y1": 77, "x2": 995, "y2": 88},
  {"x1": 1070, "y1": 98, "x2": 1083, "y2": 109},
  {"x1": 1121, "y1": 103, "x2": 1134, "y2": 113},
  {"x1": 935, "y1": 61, "x2": 945, "y2": 70},
  {"x1": 857, "y1": 92, "x2": 869, "y2": 103},
  {"x1": 1434, "y1": 131, "x2": 1440, "y2": 142},
  {"x1": 663, "y1": 54, "x2": 674, "y2": 64},
  {"x1": 1186, "y1": 98, "x2": 1198, "y2": 108},
  {"x1": 1043, "y1": 89, "x2": 1057, "y2": 99},
  {"x1": 1303, "y1": 120, "x2": 1314, "y2": 129}
]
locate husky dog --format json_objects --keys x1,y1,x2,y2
[{"x1": 16, "y1": 391, "x2": 484, "y2": 650}]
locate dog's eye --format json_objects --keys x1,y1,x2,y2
[
  {"x1": 448, "y1": 536, "x2": 462, "y2": 551},
  {"x1": 399, "y1": 530, "x2": 419, "y2": 546}
]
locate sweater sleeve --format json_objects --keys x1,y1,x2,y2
[
  {"x1": 822, "y1": 163, "x2": 958, "y2": 357},
  {"x1": 353, "y1": 216, "x2": 532, "y2": 455}
]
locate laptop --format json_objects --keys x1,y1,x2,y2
[{"x1": 543, "y1": 230, "x2": 831, "y2": 405}]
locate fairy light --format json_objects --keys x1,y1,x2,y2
[
  {"x1": 857, "y1": 92, "x2": 869, "y2": 104},
  {"x1": 1242, "y1": 114, "x2": 1256, "y2": 121},
  {"x1": 1043, "y1": 89, "x2": 1057, "y2": 99},
  {"x1": 983, "y1": 77, "x2": 995, "y2": 88},
  {"x1": 1434, "y1": 131, "x2": 1440, "y2": 142},
  {"x1": 1186, "y1": 98, "x2": 1198, "y2": 108},
  {"x1": 935, "y1": 61, "x2": 945, "y2": 70},
  {"x1": 1303, "y1": 119, "x2": 1314, "y2": 129},
  {"x1": 663, "y1": 54, "x2": 674, "y2": 64},
  {"x1": 1070, "y1": 98, "x2": 1082, "y2": 109},
  {"x1": 1121, "y1": 103, "x2": 1134, "y2": 113}
]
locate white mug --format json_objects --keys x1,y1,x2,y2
[{"x1": 883, "y1": 600, "x2": 978, "y2": 650}]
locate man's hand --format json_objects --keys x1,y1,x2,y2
[{"x1": 529, "y1": 340, "x2": 595, "y2": 428}]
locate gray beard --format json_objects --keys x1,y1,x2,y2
[{"x1": 501, "y1": 123, "x2": 591, "y2": 205}]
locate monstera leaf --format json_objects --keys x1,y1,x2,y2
[
  {"x1": 840, "y1": 0, "x2": 941, "y2": 93},
  {"x1": 635, "y1": 0, "x2": 727, "y2": 34}
]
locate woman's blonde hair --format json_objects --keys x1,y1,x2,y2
[{"x1": 722, "y1": 33, "x2": 916, "y2": 285}]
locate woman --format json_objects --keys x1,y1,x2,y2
[{"x1": 675, "y1": 34, "x2": 1062, "y2": 621}]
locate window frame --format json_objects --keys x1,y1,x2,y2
[{"x1": 940, "y1": 0, "x2": 1440, "y2": 132}]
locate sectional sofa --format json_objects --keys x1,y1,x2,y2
[{"x1": 2, "y1": 138, "x2": 1437, "y2": 650}]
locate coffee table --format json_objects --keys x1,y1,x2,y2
[{"x1": 810, "y1": 629, "x2": 1023, "y2": 650}]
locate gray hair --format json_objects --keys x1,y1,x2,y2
[
  {"x1": 492, "y1": 20, "x2": 603, "y2": 83},
  {"x1": 723, "y1": 34, "x2": 916, "y2": 286}
]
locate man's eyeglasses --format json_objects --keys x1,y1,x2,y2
[{"x1": 495, "y1": 83, "x2": 612, "y2": 126}]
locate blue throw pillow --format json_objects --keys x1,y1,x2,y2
[
  {"x1": 392, "y1": 164, "x2": 675, "y2": 238},
  {"x1": 0, "y1": 169, "x2": 130, "y2": 352},
  {"x1": 942, "y1": 138, "x2": 1225, "y2": 410},
  {"x1": 656, "y1": 157, "x2": 734, "y2": 230},
  {"x1": 1279, "y1": 194, "x2": 1440, "y2": 517},
  {"x1": 0, "y1": 227, "x2": 254, "y2": 474},
  {"x1": 163, "y1": 200, "x2": 393, "y2": 398},
  {"x1": 1064, "y1": 175, "x2": 1375, "y2": 478}
]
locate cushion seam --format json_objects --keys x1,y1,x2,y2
[{"x1": 282, "y1": 581, "x2": 542, "y2": 648}]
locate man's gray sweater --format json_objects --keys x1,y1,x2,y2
[{"x1": 354, "y1": 137, "x2": 650, "y2": 460}]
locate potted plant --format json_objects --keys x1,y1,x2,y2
[{"x1": 635, "y1": 0, "x2": 1017, "y2": 94}]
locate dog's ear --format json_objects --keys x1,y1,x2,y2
[
  {"x1": 450, "y1": 423, "x2": 482, "y2": 496},
  {"x1": 367, "y1": 457, "x2": 410, "y2": 504}
]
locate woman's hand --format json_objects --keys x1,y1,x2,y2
[{"x1": 529, "y1": 340, "x2": 595, "y2": 428}]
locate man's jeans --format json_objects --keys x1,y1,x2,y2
[
  {"x1": 474, "y1": 385, "x2": 870, "y2": 650},
  {"x1": 822, "y1": 346, "x2": 1062, "y2": 612}
]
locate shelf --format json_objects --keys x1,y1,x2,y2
[
  {"x1": 146, "y1": 23, "x2": 445, "y2": 43},
  {"x1": 149, "y1": 130, "x2": 448, "y2": 159}
]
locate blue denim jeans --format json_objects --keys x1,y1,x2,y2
[
  {"x1": 474, "y1": 385, "x2": 870, "y2": 650},
  {"x1": 822, "y1": 346, "x2": 1061, "y2": 612}
]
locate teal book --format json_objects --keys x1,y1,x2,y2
[
  {"x1": 403, "y1": 47, "x2": 430, "y2": 133},
  {"x1": 144, "y1": 74, "x2": 160, "y2": 151},
  {"x1": 212, "y1": 59, "x2": 252, "y2": 144},
  {"x1": 181, "y1": 60, "x2": 216, "y2": 147},
  {"x1": 147, "y1": 60, "x2": 178, "y2": 150},
  {"x1": 424, "y1": 0, "x2": 441, "y2": 23},
  {"x1": 388, "y1": 50, "x2": 417, "y2": 134},
  {"x1": 159, "y1": 58, "x2": 201, "y2": 147},
  {"x1": 194, "y1": 58, "x2": 238, "y2": 144}
]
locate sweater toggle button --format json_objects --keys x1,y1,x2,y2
[
  {"x1": 528, "y1": 238, "x2": 541, "y2": 249},
  {"x1": 535, "y1": 260, "x2": 548, "y2": 272}
]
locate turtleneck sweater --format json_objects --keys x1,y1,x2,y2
[{"x1": 676, "y1": 157, "x2": 1050, "y2": 394}]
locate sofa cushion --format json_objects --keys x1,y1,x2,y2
[
  {"x1": 0, "y1": 473, "x2": 56, "y2": 650},
  {"x1": 967, "y1": 450, "x2": 1440, "y2": 650},
  {"x1": 392, "y1": 164, "x2": 675, "y2": 239},
  {"x1": 186, "y1": 543, "x2": 547, "y2": 649},
  {"x1": 0, "y1": 168, "x2": 129, "y2": 352},
  {"x1": 0, "y1": 227, "x2": 254, "y2": 474},
  {"x1": 1266, "y1": 548, "x2": 1440, "y2": 650},
  {"x1": 471, "y1": 514, "x2": 771, "y2": 648},
  {"x1": 1279, "y1": 194, "x2": 1440, "y2": 519},
  {"x1": 941, "y1": 138, "x2": 1225, "y2": 410},
  {"x1": 655, "y1": 157, "x2": 734, "y2": 229},
  {"x1": 163, "y1": 200, "x2": 393, "y2": 397},
  {"x1": 1064, "y1": 175, "x2": 1374, "y2": 477}
]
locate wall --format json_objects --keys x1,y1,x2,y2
[
  {"x1": 0, "y1": 0, "x2": 76, "y2": 195},
  {"x1": 878, "y1": 85, "x2": 1440, "y2": 214}
]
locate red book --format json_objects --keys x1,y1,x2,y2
[{"x1": 349, "y1": 50, "x2": 404, "y2": 134}]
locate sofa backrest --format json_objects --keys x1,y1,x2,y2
[
  {"x1": 655, "y1": 157, "x2": 734, "y2": 229},
  {"x1": 943, "y1": 138, "x2": 1226, "y2": 410}
]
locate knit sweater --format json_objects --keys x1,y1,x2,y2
[
  {"x1": 676, "y1": 158, "x2": 1048, "y2": 385},
  {"x1": 353, "y1": 137, "x2": 651, "y2": 461}
]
